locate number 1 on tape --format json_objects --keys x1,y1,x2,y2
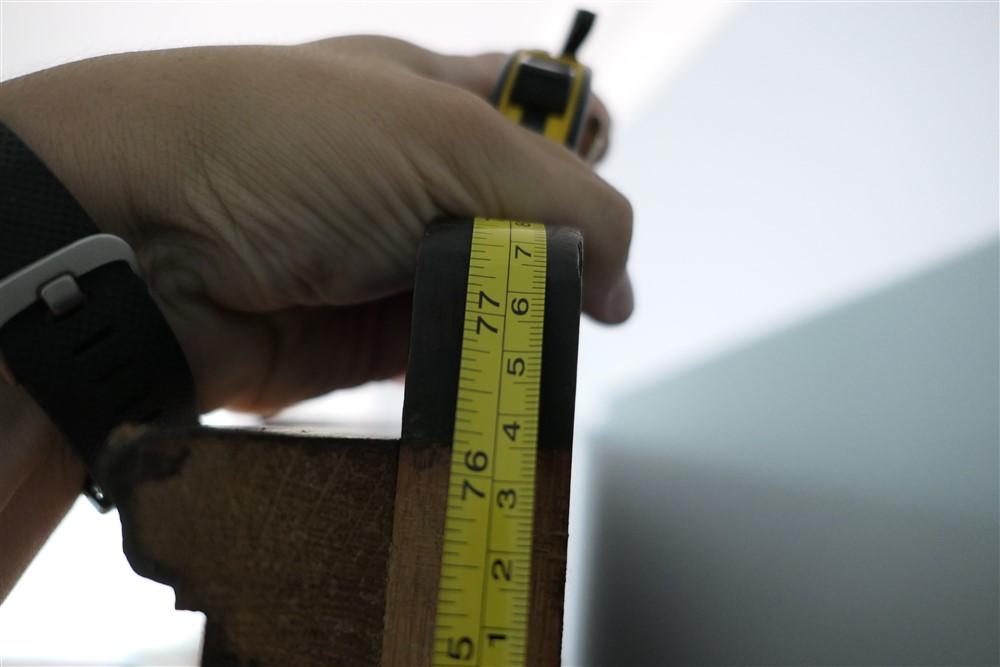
[{"x1": 432, "y1": 218, "x2": 547, "y2": 666}]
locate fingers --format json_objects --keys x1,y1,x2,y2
[
  {"x1": 419, "y1": 88, "x2": 633, "y2": 323},
  {"x1": 304, "y1": 36, "x2": 612, "y2": 164},
  {"x1": 226, "y1": 293, "x2": 413, "y2": 414},
  {"x1": 301, "y1": 35, "x2": 631, "y2": 322},
  {"x1": 397, "y1": 46, "x2": 613, "y2": 165},
  {"x1": 0, "y1": 425, "x2": 82, "y2": 601}
]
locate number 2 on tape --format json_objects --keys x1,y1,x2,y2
[{"x1": 432, "y1": 218, "x2": 547, "y2": 666}]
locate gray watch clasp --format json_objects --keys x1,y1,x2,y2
[{"x1": 0, "y1": 234, "x2": 140, "y2": 385}]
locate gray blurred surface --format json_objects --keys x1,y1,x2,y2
[{"x1": 584, "y1": 241, "x2": 999, "y2": 665}]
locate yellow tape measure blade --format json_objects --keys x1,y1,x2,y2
[{"x1": 432, "y1": 219, "x2": 547, "y2": 667}]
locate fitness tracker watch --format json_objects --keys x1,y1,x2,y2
[{"x1": 0, "y1": 123, "x2": 197, "y2": 510}]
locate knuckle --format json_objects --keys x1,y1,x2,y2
[
  {"x1": 421, "y1": 86, "x2": 513, "y2": 208},
  {"x1": 416, "y1": 83, "x2": 486, "y2": 149}
]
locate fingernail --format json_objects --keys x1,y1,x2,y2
[
  {"x1": 584, "y1": 133, "x2": 606, "y2": 165},
  {"x1": 604, "y1": 274, "x2": 634, "y2": 323}
]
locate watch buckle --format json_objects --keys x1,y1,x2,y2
[{"x1": 0, "y1": 234, "x2": 139, "y2": 386}]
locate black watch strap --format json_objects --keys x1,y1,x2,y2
[{"x1": 0, "y1": 123, "x2": 197, "y2": 510}]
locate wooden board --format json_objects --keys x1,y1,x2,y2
[{"x1": 100, "y1": 220, "x2": 582, "y2": 666}]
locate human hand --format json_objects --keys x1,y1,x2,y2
[{"x1": 0, "y1": 36, "x2": 632, "y2": 415}]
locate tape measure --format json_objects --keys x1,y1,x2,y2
[
  {"x1": 432, "y1": 218, "x2": 547, "y2": 666},
  {"x1": 491, "y1": 9, "x2": 595, "y2": 150},
  {"x1": 431, "y1": 11, "x2": 596, "y2": 665}
]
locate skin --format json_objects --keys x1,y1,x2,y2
[{"x1": 0, "y1": 36, "x2": 633, "y2": 600}]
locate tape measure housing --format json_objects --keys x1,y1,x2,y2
[{"x1": 492, "y1": 50, "x2": 591, "y2": 149}]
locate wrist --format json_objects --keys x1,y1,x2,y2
[
  {"x1": 0, "y1": 108, "x2": 200, "y2": 509},
  {"x1": 0, "y1": 381, "x2": 84, "y2": 601},
  {"x1": 1, "y1": 58, "x2": 214, "y2": 407}
]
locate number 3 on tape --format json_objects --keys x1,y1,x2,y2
[{"x1": 432, "y1": 218, "x2": 547, "y2": 667}]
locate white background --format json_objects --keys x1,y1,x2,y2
[{"x1": 1, "y1": 1, "x2": 996, "y2": 665}]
